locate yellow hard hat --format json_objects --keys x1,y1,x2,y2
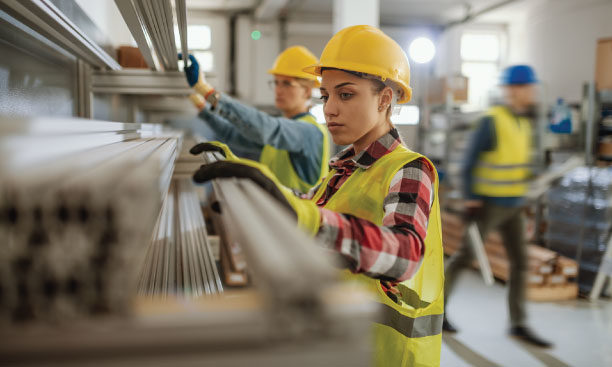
[
  {"x1": 268, "y1": 46, "x2": 320, "y2": 87},
  {"x1": 303, "y1": 25, "x2": 412, "y2": 103}
]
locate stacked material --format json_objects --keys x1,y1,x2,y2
[
  {"x1": 138, "y1": 179, "x2": 222, "y2": 297},
  {"x1": 442, "y1": 211, "x2": 579, "y2": 301},
  {"x1": 0, "y1": 115, "x2": 178, "y2": 322},
  {"x1": 545, "y1": 166, "x2": 612, "y2": 293},
  {"x1": 114, "y1": 0, "x2": 186, "y2": 71}
]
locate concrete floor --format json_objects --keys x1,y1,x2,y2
[{"x1": 440, "y1": 270, "x2": 612, "y2": 367}]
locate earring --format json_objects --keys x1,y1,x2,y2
[{"x1": 378, "y1": 105, "x2": 386, "y2": 111}]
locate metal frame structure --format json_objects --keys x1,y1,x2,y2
[
  {"x1": 91, "y1": 69, "x2": 192, "y2": 95},
  {"x1": 114, "y1": 0, "x2": 188, "y2": 72},
  {"x1": 0, "y1": 0, "x2": 120, "y2": 70}
]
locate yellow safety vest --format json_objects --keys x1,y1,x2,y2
[
  {"x1": 473, "y1": 106, "x2": 532, "y2": 197},
  {"x1": 259, "y1": 113, "x2": 330, "y2": 193},
  {"x1": 311, "y1": 144, "x2": 444, "y2": 367}
]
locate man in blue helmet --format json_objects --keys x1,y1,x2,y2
[{"x1": 442, "y1": 65, "x2": 553, "y2": 348}]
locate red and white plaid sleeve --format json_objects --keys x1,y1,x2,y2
[{"x1": 316, "y1": 157, "x2": 435, "y2": 282}]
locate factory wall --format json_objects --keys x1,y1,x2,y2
[{"x1": 508, "y1": 0, "x2": 612, "y2": 103}]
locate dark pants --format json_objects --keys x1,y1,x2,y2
[{"x1": 444, "y1": 202, "x2": 527, "y2": 327}]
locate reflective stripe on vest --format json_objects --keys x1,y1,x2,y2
[
  {"x1": 311, "y1": 144, "x2": 444, "y2": 367},
  {"x1": 379, "y1": 303, "x2": 444, "y2": 338},
  {"x1": 473, "y1": 106, "x2": 532, "y2": 197},
  {"x1": 259, "y1": 113, "x2": 329, "y2": 193}
]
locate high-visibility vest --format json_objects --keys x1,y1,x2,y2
[
  {"x1": 473, "y1": 106, "x2": 532, "y2": 197},
  {"x1": 259, "y1": 113, "x2": 329, "y2": 193},
  {"x1": 311, "y1": 144, "x2": 444, "y2": 367}
]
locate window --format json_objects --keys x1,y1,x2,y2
[
  {"x1": 460, "y1": 31, "x2": 502, "y2": 110},
  {"x1": 391, "y1": 105, "x2": 419, "y2": 125},
  {"x1": 176, "y1": 25, "x2": 214, "y2": 72}
]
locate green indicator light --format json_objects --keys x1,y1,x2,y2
[{"x1": 251, "y1": 30, "x2": 261, "y2": 40}]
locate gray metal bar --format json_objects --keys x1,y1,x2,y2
[
  {"x1": 585, "y1": 81, "x2": 597, "y2": 166},
  {"x1": 175, "y1": 0, "x2": 189, "y2": 68},
  {"x1": 91, "y1": 69, "x2": 191, "y2": 95},
  {"x1": 114, "y1": 0, "x2": 161, "y2": 70},
  {"x1": 589, "y1": 235, "x2": 612, "y2": 301},
  {"x1": 467, "y1": 223, "x2": 494, "y2": 286}
]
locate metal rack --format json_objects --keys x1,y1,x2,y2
[{"x1": 0, "y1": 0, "x2": 120, "y2": 70}]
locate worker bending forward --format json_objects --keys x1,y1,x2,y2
[
  {"x1": 193, "y1": 25, "x2": 444, "y2": 367},
  {"x1": 182, "y1": 46, "x2": 329, "y2": 193}
]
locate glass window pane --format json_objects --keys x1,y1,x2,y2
[
  {"x1": 391, "y1": 105, "x2": 419, "y2": 125},
  {"x1": 177, "y1": 51, "x2": 214, "y2": 72},
  {"x1": 175, "y1": 25, "x2": 212, "y2": 50},
  {"x1": 193, "y1": 51, "x2": 214, "y2": 72},
  {"x1": 310, "y1": 103, "x2": 325, "y2": 124},
  {"x1": 461, "y1": 33, "x2": 500, "y2": 61},
  {"x1": 461, "y1": 62, "x2": 498, "y2": 109}
]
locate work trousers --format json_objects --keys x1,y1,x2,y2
[{"x1": 444, "y1": 202, "x2": 527, "y2": 327}]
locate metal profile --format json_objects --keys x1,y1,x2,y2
[
  {"x1": 115, "y1": 0, "x2": 189, "y2": 71},
  {"x1": 0, "y1": 0, "x2": 120, "y2": 70},
  {"x1": 200, "y1": 151, "x2": 337, "y2": 303},
  {"x1": 91, "y1": 69, "x2": 191, "y2": 95},
  {"x1": 0, "y1": 116, "x2": 179, "y2": 322},
  {"x1": 114, "y1": 0, "x2": 161, "y2": 71},
  {"x1": 130, "y1": 0, "x2": 181, "y2": 71},
  {"x1": 138, "y1": 178, "x2": 223, "y2": 297},
  {"x1": 175, "y1": 0, "x2": 188, "y2": 68}
]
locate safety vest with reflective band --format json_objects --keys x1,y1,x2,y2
[
  {"x1": 311, "y1": 144, "x2": 444, "y2": 367},
  {"x1": 473, "y1": 106, "x2": 532, "y2": 197},
  {"x1": 259, "y1": 113, "x2": 330, "y2": 193}
]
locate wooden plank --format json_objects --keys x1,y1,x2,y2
[{"x1": 527, "y1": 283, "x2": 578, "y2": 302}]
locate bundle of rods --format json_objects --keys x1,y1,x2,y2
[
  {"x1": 0, "y1": 116, "x2": 177, "y2": 323},
  {"x1": 138, "y1": 178, "x2": 222, "y2": 297}
]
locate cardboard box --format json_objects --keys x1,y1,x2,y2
[
  {"x1": 595, "y1": 38, "x2": 612, "y2": 91},
  {"x1": 427, "y1": 75, "x2": 468, "y2": 105},
  {"x1": 117, "y1": 46, "x2": 148, "y2": 68}
]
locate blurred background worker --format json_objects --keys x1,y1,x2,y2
[
  {"x1": 181, "y1": 46, "x2": 329, "y2": 193},
  {"x1": 442, "y1": 65, "x2": 552, "y2": 348}
]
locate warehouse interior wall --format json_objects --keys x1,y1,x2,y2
[
  {"x1": 235, "y1": 16, "x2": 280, "y2": 106},
  {"x1": 0, "y1": 11, "x2": 77, "y2": 117},
  {"x1": 508, "y1": 0, "x2": 612, "y2": 103},
  {"x1": 73, "y1": 0, "x2": 135, "y2": 49}
]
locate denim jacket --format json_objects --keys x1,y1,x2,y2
[{"x1": 198, "y1": 94, "x2": 325, "y2": 186}]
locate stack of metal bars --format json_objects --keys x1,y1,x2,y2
[
  {"x1": 138, "y1": 178, "x2": 222, "y2": 297},
  {"x1": 0, "y1": 115, "x2": 178, "y2": 323},
  {"x1": 115, "y1": 0, "x2": 186, "y2": 71},
  {"x1": 197, "y1": 151, "x2": 338, "y2": 308}
]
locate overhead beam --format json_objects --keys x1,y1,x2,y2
[{"x1": 254, "y1": 0, "x2": 289, "y2": 21}]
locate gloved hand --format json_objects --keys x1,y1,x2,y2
[
  {"x1": 178, "y1": 53, "x2": 213, "y2": 95},
  {"x1": 190, "y1": 141, "x2": 238, "y2": 160},
  {"x1": 193, "y1": 159, "x2": 321, "y2": 235}
]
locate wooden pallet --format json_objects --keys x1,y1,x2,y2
[{"x1": 442, "y1": 211, "x2": 579, "y2": 301}]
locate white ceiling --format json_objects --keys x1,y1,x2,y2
[{"x1": 186, "y1": 0, "x2": 536, "y2": 26}]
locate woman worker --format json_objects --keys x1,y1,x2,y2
[
  {"x1": 193, "y1": 25, "x2": 443, "y2": 367},
  {"x1": 182, "y1": 45, "x2": 329, "y2": 193}
]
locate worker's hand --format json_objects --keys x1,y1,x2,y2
[
  {"x1": 178, "y1": 53, "x2": 213, "y2": 95},
  {"x1": 190, "y1": 141, "x2": 237, "y2": 160},
  {"x1": 189, "y1": 94, "x2": 205, "y2": 111},
  {"x1": 463, "y1": 200, "x2": 483, "y2": 221},
  {"x1": 193, "y1": 159, "x2": 320, "y2": 235}
]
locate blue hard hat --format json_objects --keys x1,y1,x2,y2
[{"x1": 500, "y1": 65, "x2": 537, "y2": 85}]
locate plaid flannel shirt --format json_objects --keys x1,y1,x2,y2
[{"x1": 307, "y1": 128, "x2": 434, "y2": 293}]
